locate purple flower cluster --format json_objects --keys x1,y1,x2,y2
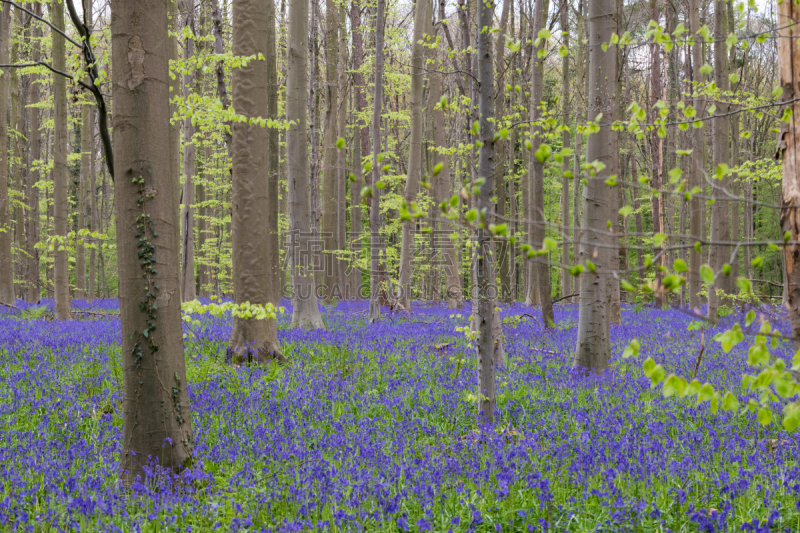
[{"x1": 0, "y1": 299, "x2": 798, "y2": 532}]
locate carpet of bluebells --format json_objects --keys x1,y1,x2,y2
[{"x1": 1, "y1": 298, "x2": 800, "y2": 532}]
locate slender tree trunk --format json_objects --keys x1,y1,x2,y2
[
  {"x1": 368, "y1": 0, "x2": 386, "y2": 323},
  {"x1": 265, "y1": 0, "x2": 281, "y2": 306},
  {"x1": 336, "y1": 5, "x2": 348, "y2": 299},
  {"x1": 52, "y1": 0, "x2": 71, "y2": 319},
  {"x1": 196, "y1": 155, "x2": 207, "y2": 297},
  {"x1": 727, "y1": 0, "x2": 740, "y2": 282},
  {"x1": 559, "y1": 0, "x2": 570, "y2": 302},
  {"x1": 573, "y1": 0, "x2": 617, "y2": 372},
  {"x1": 572, "y1": 0, "x2": 586, "y2": 304},
  {"x1": 475, "y1": 0, "x2": 497, "y2": 422},
  {"x1": 288, "y1": 0, "x2": 326, "y2": 328},
  {"x1": 321, "y1": 0, "x2": 340, "y2": 303},
  {"x1": 212, "y1": 0, "x2": 233, "y2": 156},
  {"x1": 531, "y1": 0, "x2": 554, "y2": 325},
  {"x1": 397, "y1": 0, "x2": 431, "y2": 310},
  {"x1": 110, "y1": 0, "x2": 194, "y2": 483},
  {"x1": 708, "y1": 0, "x2": 730, "y2": 318},
  {"x1": 26, "y1": 4, "x2": 42, "y2": 303},
  {"x1": 494, "y1": 0, "x2": 511, "y2": 303},
  {"x1": 0, "y1": 6, "x2": 13, "y2": 303},
  {"x1": 10, "y1": 17, "x2": 23, "y2": 297},
  {"x1": 649, "y1": 0, "x2": 664, "y2": 308},
  {"x1": 349, "y1": 0, "x2": 367, "y2": 298},
  {"x1": 86, "y1": 0, "x2": 96, "y2": 302},
  {"x1": 181, "y1": 0, "x2": 197, "y2": 302},
  {"x1": 688, "y1": 0, "x2": 705, "y2": 309}
]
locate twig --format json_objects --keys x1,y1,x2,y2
[
  {"x1": 552, "y1": 293, "x2": 577, "y2": 304},
  {"x1": 692, "y1": 327, "x2": 705, "y2": 380},
  {"x1": 0, "y1": 0, "x2": 83, "y2": 48}
]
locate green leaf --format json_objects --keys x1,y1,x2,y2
[
  {"x1": 757, "y1": 406, "x2": 773, "y2": 426},
  {"x1": 722, "y1": 392, "x2": 740, "y2": 412},
  {"x1": 622, "y1": 339, "x2": 641, "y2": 359},
  {"x1": 643, "y1": 357, "x2": 656, "y2": 377},
  {"x1": 534, "y1": 143, "x2": 552, "y2": 164},
  {"x1": 745, "y1": 310, "x2": 756, "y2": 327},
  {"x1": 673, "y1": 259, "x2": 688, "y2": 272},
  {"x1": 543, "y1": 237, "x2": 557, "y2": 251},
  {"x1": 433, "y1": 163, "x2": 444, "y2": 176},
  {"x1": 700, "y1": 264, "x2": 714, "y2": 285},
  {"x1": 336, "y1": 137, "x2": 346, "y2": 149},
  {"x1": 698, "y1": 382, "x2": 714, "y2": 403}
]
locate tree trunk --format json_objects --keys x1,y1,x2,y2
[
  {"x1": 336, "y1": 5, "x2": 348, "y2": 300},
  {"x1": 368, "y1": 0, "x2": 386, "y2": 323},
  {"x1": 475, "y1": 0, "x2": 497, "y2": 422},
  {"x1": 321, "y1": 0, "x2": 340, "y2": 303},
  {"x1": 86, "y1": 0, "x2": 97, "y2": 302},
  {"x1": 573, "y1": 0, "x2": 616, "y2": 372},
  {"x1": 649, "y1": 0, "x2": 664, "y2": 309},
  {"x1": 0, "y1": 6, "x2": 13, "y2": 303},
  {"x1": 180, "y1": 0, "x2": 197, "y2": 302},
  {"x1": 494, "y1": 0, "x2": 511, "y2": 304},
  {"x1": 288, "y1": 0, "x2": 326, "y2": 328},
  {"x1": 778, "y1": 0, "x2": 800, "y2": 358},
  {"x1": 572, "y1": 0, "x2": 586, "y2": 304},
  {"x1": 267, "y1": 0, "x2": 281, "y2": 306},
  {"x1": 707, "y1": 0, "x2": 730, "y2": 318},
  {"x1": 397, "y1": 0, "x2": 430, "y2": 310},
  {"x1": 531, "y1": 0, "x2": 554, "y2": 325},
  {"x1": 227, "y1": 0, "x2": 284, "y2": 359},
  {"x1": 559, "y1": 0, "x2": 571, "y2": 302},
  {"x1": 52, "y1": 0, "x2": 71, "y2": 319},
  {"x1": 688, "y1": 0, "x2": 705, "y2": 310},
  {"x1": 110, "y1": 0, "x2": 194, "y2": 483},
  {"x1": 25, "y1": 4, "x2": 42, "y2": 303},
  {"x1": 349, "y1": 0, "x2": 367, "y2": 298}
]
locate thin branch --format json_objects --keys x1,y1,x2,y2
[
  {"x1": 0, "y1": 61, "x2": 92, "y2": 90},
  {"x1": 65, "y1": 0, "x2": 115, "y2": 182},
  {"x1": 0, "y1": 0, "x2": 83, "y2": 48}
]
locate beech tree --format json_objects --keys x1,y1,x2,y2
[
  {"x1": 288, "y1": 0, "x2": 325, "y2": 328},
  {"x1": 109, "y1": 0, "x2": 194, "y2": 481},
  {"x1": 52, "y1": 0, "x2": 71, "y2": 319},
  {"x1": 573, "y1": 0, "x2": 617, "y2": 372},
  {"x1": 0, "y1": 5, "x2": 13, "y2": 303},
  {"x1": 227, "y1": 0, "x2": 283, "y2": 360}
]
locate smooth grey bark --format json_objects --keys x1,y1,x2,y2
[
  {"x1": 494, "y1": 0, "x2": 511, "y2": 303},
  {"x1": 228, "y1": 0, "x2": 284, "y2": 360},
  {"x1": 649, "y1": 0, "x2": 664, "y2": 309},
  {"x1": 25, "y1": 4, "x2": 42, "y2": 303},
  {"x1": 530, "y1": 0, "x2": 554, "y2": 325},
  {"x1": 52, "y1": 0, "x2": 71, "y2": 320},
  {"x1": 475, "y1": 0, "x2": 497, "y2": 422},
  {"x1": 0, "y1": 6, "x2": 13, "y2": 303},
  {"x1": 267, "y1": 0, "x2": 281, "y2": 306},
  {"x1": 369, "y1": 0, "x2": 386, "y2": 323},
  {"x1": 336, "y1": 5, "x2": 348, "y2": 300},
  {"x1": 777, "y1": 0, "x2": 800, "y2": 359},
  {"x1": 288, "y1": 0, "x2": 326, "y2": 328},
  {"x1": 110, "y1": 0, "x2": 194, "y2": 483},
  {"x1": 707, "y1": 0, "x2": 730, "y2": 318},
  {"x1": 688, "y1": 0, "x2": 705, "y2": 309},
  {"x1": 396, "y1": 0, "x2": 429, "y2": 310},
  {"x1": 85, "y1": 0, "x2": 96, "y2": 301},
  {"x1": 559, "y1": 0, "x2": 570, "y2": 301},
  {"x1": 572, "y1": 0, "x2": 586, "y2": 304},
  {"x1": 429, "y1": 42, "x2": 462, "y2": 309},
  {"x1": 349, "y1": 0, "x2": 367, "y2": 298},
  {"x1": 321, "y1": 0, "x2": 340, "y2": 303},
  {"x1": 573, "y1": 0, "x2": 616, "y2": 372},
  {"x1": 180, "y1": 0, "x2": 197, "y2": 302}
]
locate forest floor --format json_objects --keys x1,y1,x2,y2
[{"x1": 0, "y1": 299, "x2": 797, "y2": 532}]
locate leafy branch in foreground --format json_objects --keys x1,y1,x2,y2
[{"x1": 631, "y1": 310, "x2": 800, "y2": 432}]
